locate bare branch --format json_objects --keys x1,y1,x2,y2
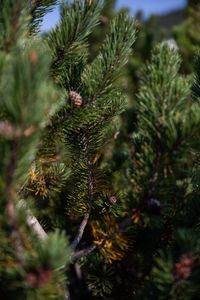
[
  {"x1": 71, "y1": 244, "x2": 96, "y2": 263},
  {"x1": 65, "y1": 290, "x2": 72, "y2": 300},
  {"x1": 71, "y1": 211, "x2": 90, "y2": 249},
  {"x1": 18, "y1": 200, "x2": 47, "y2": 240}
]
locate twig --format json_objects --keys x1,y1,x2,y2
[
  {"x1": 71, "y1": 244, "x2": 96, "y2": 263},
  {"x1": 74, "y1": 262, "x2": 82, "y2": 280},
  {"x1": 16, "y1": 163, "x2": 47, "y2": 241},
  {"x1": 65, "y1": 291, "x2": 71, "y2": 300},
  {"x1": 17, "y1": 200, "x2": 47, "y2": 240},
  {"x1": 71, "y1": 211, "x2": 90, "y2": 249}
]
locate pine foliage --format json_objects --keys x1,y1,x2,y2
[
  {"x1": 1, "y1": 0, "x2": 200, "y2": 299},
  {"x1": 0, "y1": 1, "x2": 70, "y2": 299}
]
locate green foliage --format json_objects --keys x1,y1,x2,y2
[
  {"x1": 173, "y1": 2, "x2": 200, "y2": 73},
  {"x1": 136, "y1": 44, "x2": 199, "y2": 157},
  {"x1": 0, "y1": 39, "x2": 63, "y2": 185},
  {"x1": 82, "y1": 12, "x2": 136, "y2": 99},
  {"x1": 46, "y1": 9, "x2": 136, "y2": 215},
  {"x1": 122, "y1": 44, "x2": 200, "y2": 211},
  {"x1": 0, "y1": 0, "x2": 28, "y2": 51},
  {"x1": 2, "y1": 0, "x2": 200, "y2": 299},
  {"x1": 191, "y1": 52, "x2": 200, "y2": 100},
  {"x1": 152, "y1": 252, "x2": 174, "y2": 296},
  {"x1": 87, "y1": 260, "x2": 114, "y2": 297},
  {"x1": 36, "y1": 230, "x2": 70, "y2": 269},
  {"x1": 0, "y1": 1, "x2": 70, "y2": 299},
  {"x1": 88, "y1": 0, "x2": 116, "y2": 59},
  {"x1": 48, "y1": 0, "x2": 101, "y2": 84},
  {"x1": 103, "y1": 42, "x2": 200, "y2": 299}
]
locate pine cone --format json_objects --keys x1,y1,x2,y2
[
  {"x1": 175, "y1": 254, "x2": 194, "y2": 279},
  {"x1": 69, "y1": 90, "x2": 82, "y2": 107},
  {"x1": 109, "y1": 195, "x2": 117, "y2": 205},
  {"x1": 100, "y1": 15, "x2": 108, "y2": 26}
]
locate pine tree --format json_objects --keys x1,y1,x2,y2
[
  {"x1": 0, "y1": 1, "x2": 71, "y2": 299},
  {"x1": 106, "y1": 43, "x2": 200, "y2": 299},
  {"x1": 0, "y1": 0, "x2": 136, "y2": 299},
  {"x1": 173, "y1": 0, "x2": 200, "y2": 73}
]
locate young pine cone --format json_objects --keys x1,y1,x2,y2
[
  {"x1": 69, "y1": 90, "x2": 82, "y2": 107},
  {"x1": 109, "y1": 195, "x2": 117, "y2": 205}
]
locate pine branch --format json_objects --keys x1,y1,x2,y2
[
  {"x1": 48, "y1": 0, "x2": 101, "y2": 82},
  {"x1": 82, "y1": 12, "x2": 137, "y2": 104},
  {"x1": 0, "y1": 0, "x2": 27, "y2": 52},
  {"x1": 82, "y1": 131, "x2": 94, "y2": 209},
  {"x1": 72, "y1": 213, "x2": 144, "y2": 264},
  {"x1": 29, "y1": 0, "x2": 57, "y2": 33},
  {"x1": 71, "y1": 130, "x2": 94, "y2": 249},
  {"x1": 70, "y1": 214, "x2": 137, "y2": 264},
  {"x1": 192, "y1": 52, "x2": 200, "y2": 100}
]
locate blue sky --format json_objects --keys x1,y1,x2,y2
[{"x1": 41, "y1": 0, "x2": 187, "y2": 31}]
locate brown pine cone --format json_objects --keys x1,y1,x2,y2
[{"x1": 69, "y1": 90, "x2": 82, "y2": 107}]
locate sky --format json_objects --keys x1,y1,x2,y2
[{"x1": 41, "y1": 0, "x2": 187, "y2": 31}]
